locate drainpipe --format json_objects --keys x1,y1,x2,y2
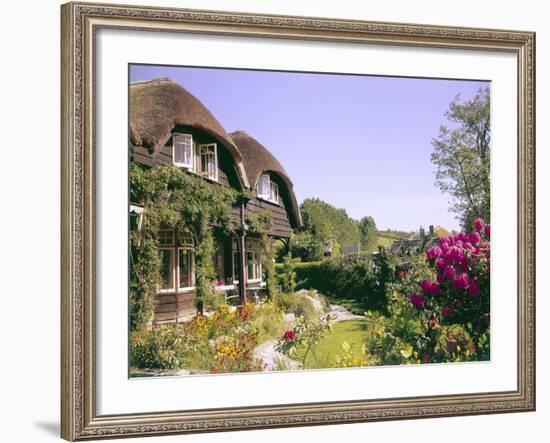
[{"x1": 239, "y1": 201, "x2": 248, "y2": 304}]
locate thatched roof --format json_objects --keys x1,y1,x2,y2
[
  {"x1": 130, "y1": 78, "x2": 249, "y2": 188},
  {"x1": 230, "y1": 130, "x2": 302, "y2": 227}
]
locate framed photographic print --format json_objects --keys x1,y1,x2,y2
[{"x1": 61, "y1": 1, "x2": 536, "y2": 440}]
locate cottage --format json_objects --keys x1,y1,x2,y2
[{"x1": 129, "y1": 78, "x2": 302, "y2": 323}]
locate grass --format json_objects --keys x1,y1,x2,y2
[{"x1": 302, "y1": 320, "x2": 368, "y2": 369}]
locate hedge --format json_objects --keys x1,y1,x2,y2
[{"x1": 275, "y1": 255, "x2": 395, "y2": 311}]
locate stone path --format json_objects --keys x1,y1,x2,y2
[
  {"x1": 252, "y1": 339, "x2": 301, "y2": 371},
  {"x1": 328, "y1": 304, "x2": 367, "y2": 323}
]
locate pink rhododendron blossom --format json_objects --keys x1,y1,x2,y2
[
  {"x1": 484, "y1": 224, "x2": 491, "y2": 237},
  {"x1": 468, "y1": 232, "x2": 481, "y2": 244},
  {"x1": 457, "y1": 231, "x2": 468, "y2": 242},
  {"x1": 421, "y1": 279, "x2": 440, "y2": 296},
  {"x1": 444, "y1": 264, "x2": 456, "y2": 281},
  {"x1": 468, "y1": 280, "x2": 480, "y2": 297},
  {"x1": 421, "y1": 279, "x2": 433, "y2": 292},
  {"x1": 442, "y1": 306, "x2": 453, "y2": 318},
  {"x1": 410, "y1": 293, "x2": 425, "y2": 309},
  {"x1": 426, "y1": 246, "x2": 442, "y2": 260},
  {"x1": 453, "y1": 272, "x2": 470, "y2": 289},
  {"x1": 436, "y1": 258, "x2": 446, "y2": 270},
  {"x1": 474, "y1": 218, "x2": 485, "y2": 232}
]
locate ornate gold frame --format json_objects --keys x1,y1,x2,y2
[{"x1": 60, "y1": 2, "x2": 536, "y2": 440}]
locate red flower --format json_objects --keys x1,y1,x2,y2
[
  {"x1": 410, "y1": 293, "x2": 425, "y2": 310},
  {"x1": 442, "y1": 306, "x2": 453, "y2": 318},
  {"x1": 468, "y1": 280, "x2": 481, "y2": 297},
  {"x1": 474, "y1": 218, "x2": 485, "y2": 232},
  {"x1": 283, "y1": 330, "x2": 296, "y2": 341},
  {"x1": 453, "y1": 272, "x2": 469, "y2": 289}
]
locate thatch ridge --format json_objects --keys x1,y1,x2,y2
[
  {"x1": 130, "y1": 77, "x2": 249, "y2": 188},
  {"x1": 230, "y1": 130, "x2": 303, "y2": 228}
]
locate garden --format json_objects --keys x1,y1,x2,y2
[{"x1": 130, "y1": 218, "x2": 490, "y2": 375}]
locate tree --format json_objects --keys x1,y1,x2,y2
[
  {"x1": 358, "y1": 216, "x2": 378, "y2": 252},
  {"x1": 300, "y1": 198, "x2": 360, "y2": 258},
  {"x1": 431, "y1": 87, "x2": 490, "y2": 230}
]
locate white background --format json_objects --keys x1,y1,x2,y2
[{"x1": 0, "y1": 0, "x2": 547, "y2": 442}]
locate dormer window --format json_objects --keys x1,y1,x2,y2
[
  {"x1": 257, "y1": 174, "x2": 279, "y2": 204},
  {"x1": 199, "y1": 144, "x2": 218, "y2": 181},
  {"x1": 172, "y1": 133, "x2": 194, "y2": 169}
]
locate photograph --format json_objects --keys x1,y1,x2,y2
[{"x1": 128, "y1": 65, "x2": 491, "y2": 377}]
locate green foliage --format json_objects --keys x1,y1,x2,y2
[
  {"x1": 130, "y1": 325, "x2": 194, "y2": 370},
  {"x1": 273, "y1": 290, "x2": 329, "y2": 321},
  {"x1": 277, "y1": 254, "x2": 298, "y2": 293},
  {"x1": 129, "y1": 162, "x2": 238, "y2": 327},
  {"x1": 276, "y1": 253, "x2": 397, "y2": 313},
  {"x1": 297, "y1": 198, "x2": 358, "y2": 259},
  {"x1": 287, "y1": 231, "x2": 325, "y2": 262},
  {"x1": 431, "y1": 87, "x2": 490, "y2": 230},
  {"x1": 358, "y1": 216, "x2": 378, "y2": 252},
  {"x1": 275, "y1": 315, "x2": 332, "y2": 369}
]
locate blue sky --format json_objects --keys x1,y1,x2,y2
[{"x1": 130, "y1": 64, "x2": 489, "y2": 232}]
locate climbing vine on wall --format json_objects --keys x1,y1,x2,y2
[{"x1": 129, "y1": 162, "x2": 239, "y2": 330}]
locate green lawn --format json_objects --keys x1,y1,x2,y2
[{"x1": 302, "y1": 320, "x2": 368, "y2": 369}]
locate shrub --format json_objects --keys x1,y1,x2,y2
[
  {"x1": 273, "y1": 290, "x2": 328, "y2": 321},
  {"x1": 387, "y1": 219, "x2": 490, "y2": 363},
  {"x1": 276, "y1": 253, "x2": 397, "y2": 312},
  {"x1": 275, "y1": 315, "x2": 332, "y2": 369},
  {"x1": 277, "y1": 254, "x2": 298, "y2": 293},
  {"x1": 130, "y1": 325, "x2": 194, "y2": 370}
]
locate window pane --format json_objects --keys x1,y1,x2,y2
[
  {"x1": 213, "y1": 242, "x2": 224, "y2": 280},
  {"x1": 247, "y1": 251, "x2": 254, "y2": 280},
  {"x1": 159, "y1": 230, "x2": 174, "y2": 246},
  {"x1": 233, "y1": 251, "x2": 240, "y2": 282},
  {"x1": 179, "y1": 249, "x2": 193, "y2": 288},
  {"x1": 174, "y1": 134, "x2": 192, "y2": 166},
  {"x1": 159, "y1": 249, "x2": 174, "y2": 290},
  {"x1": 258, "y1": 174, "x2": 270, "y2": 197},
  {"x1": 270, "y1": 182, "x2": 278, "y2": 203},
  {"x1": 200, "y1": 145, "x2": 217, "y2": 178},
  {"x1": 178, "y1": 230, "x2": 194, "y2": 247}
]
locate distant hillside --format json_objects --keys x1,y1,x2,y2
[{"x1": 376, "y1": 230, "x2": 411, "y2": 248}]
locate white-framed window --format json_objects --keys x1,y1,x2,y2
[
  {"x1": 157, "y1": 229, "x2": 195, "y2": 293},
  {"x1": 199, "y1": 143, "x2": 218, "y2": 181},
  {"x1": 172, "y1": 133, "x2": 194, "y2": 169},
  {"x1": 177, "y1": 248, "x2": 194, "y2": 290},
  {"x1": 257, "y1": 174, "x2": 279, "y2": 204},
  {"x1": 159, "y1": 248, "x2": 175, "y2": 292},
  {"x1": 246, "y1": 238, "x2": 262, "y2": 282}
]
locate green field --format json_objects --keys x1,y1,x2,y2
[{"x1": 302, "y1": 320, "x2": 368, "y2": 369}]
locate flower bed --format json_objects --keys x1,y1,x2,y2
[{"x1": 130, "y1": 301, "x2": 285, "y2": 373}]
